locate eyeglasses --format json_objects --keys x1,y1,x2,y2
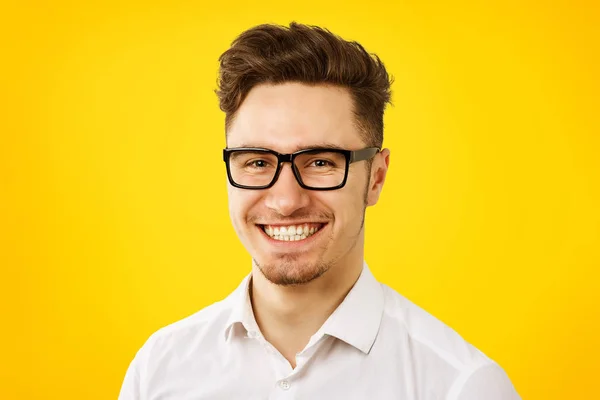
[{"x1": 223, "y1": 147, "x2": 380, "y2": 190}]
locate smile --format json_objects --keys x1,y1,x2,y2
[{"x1": 260, "y1": 223, "x2": 325, "y2": 241}]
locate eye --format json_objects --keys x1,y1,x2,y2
[
  {"x1": 311, "y1": 159, "x2": 335, "y2": 168},
  {"x1": 246, "y1": 159, "x2": 272, "y2": 169}
]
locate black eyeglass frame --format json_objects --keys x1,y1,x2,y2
[{"x1": 222, "y1": 147, "x2": 380, "y2": 191}]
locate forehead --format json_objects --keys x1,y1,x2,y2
[{"x1": 226, "y1": 82, "x2": 365, "y2": 151}]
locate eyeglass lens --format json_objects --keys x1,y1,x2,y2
[{"x1": 228, "y1": 150, "x2": 347, "y2": 188}]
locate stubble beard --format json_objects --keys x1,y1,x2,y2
[
  {"x1": 254, "y1": 230, "x2": 333, "y2": 286},
  {"x1": 255, "y1": 207, "x2": 367, "y2": 287},
  {"x1": 253, "y1": 172, "x2": 371, "y2": 286}
]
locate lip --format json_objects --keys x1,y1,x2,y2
[
  {"x1": 256, "y1": 223, "x2": 328, "y2": 248},
  {"x1": 257, "y1": 222, "x2": 328, "y2": 227}
]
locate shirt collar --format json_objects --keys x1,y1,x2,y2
[
  {"x1": 314, "y1": 262, "x2": 384, "y2": 354},
  {"x1": 223, "y1": 261, "x2": 385, "y2": 354},
  {"x1": 223, "y1": 274, "x2": 256, "y2": 342}
]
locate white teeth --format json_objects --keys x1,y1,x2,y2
[{"x1": 263, "y1": 224, "x2": 323, "y2": 241}]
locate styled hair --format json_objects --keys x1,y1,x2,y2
[{"x1": 215, "y1": 22, "x2": 393, "y2": 147}]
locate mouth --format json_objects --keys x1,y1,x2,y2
[{"x1": 257, "y1": 222, "x2": 326, "y2": 242}]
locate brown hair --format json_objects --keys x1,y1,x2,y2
[{"x1": 215, "y1": 22, "x2": 393, "y2": 147}]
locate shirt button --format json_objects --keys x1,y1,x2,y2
[
  {"x1": 279, "y1": 380, "x2": 291, "y2": 390},
  {"x1": 247, "y1": 330, "x2": 259, "y2": 338}
]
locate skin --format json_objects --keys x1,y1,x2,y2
[{"x1": 226, "y1": 82, "x2": 390, "y2": 367}]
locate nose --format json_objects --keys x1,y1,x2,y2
[{"x1": 264, "y1": 163, "x2": 310, "y2": 216}]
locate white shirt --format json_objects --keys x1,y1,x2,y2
[{"x1": 119, "y1": 263, "x2": 520, "y2": 400}]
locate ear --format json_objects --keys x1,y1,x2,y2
[{"x1": 366, "y1": 148, "x2": 390, "y2": 207}]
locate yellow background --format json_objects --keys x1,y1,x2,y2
[{"x1": 1, "y1": 1, "x2": 599, "y2": 398}]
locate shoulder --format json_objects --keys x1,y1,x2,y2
[
  {"x1": 382, "y1": 285, "x2": 491, "y2": 369},
  {"x1": 450, "y1": 362, "x2": 521, "y2": 400},
  {"x1": 119, "y1": 296, "x2": 236, "y2": 399},
  {"x1": 379, "y1": 284, "x2": 519, "y2": 398},
  {"x1": 132, "y1": 295, "x2": 235, "y2": 367},
  {"x1": 381, "y1": 284, "x2": 489, "y2": 368},
  {"x1": 158, "y1": 297, "x2": 231, "y2": 338}
]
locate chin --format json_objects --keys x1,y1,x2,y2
[{"x1": 254, "y1": 257, "x2": 331, "y2": 286}]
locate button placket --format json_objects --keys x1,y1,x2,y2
[{"x1": 279, "y1": 380, "x2": 291, "y2": 390}]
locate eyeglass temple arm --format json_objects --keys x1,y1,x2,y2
[{"x1": 350, "y1": 147, "x2": 380, "y2": 163}]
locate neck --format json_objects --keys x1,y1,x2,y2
[{"x1": 249, "y1": 243, "x2": 364, "y2": 368}]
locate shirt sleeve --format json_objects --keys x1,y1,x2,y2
[
  {"x1": 455, "y1": 363, "x2": 521, "y2": 400},
  {"x1": 118, "y1": 350, "x2": 142, "y2": 400}
]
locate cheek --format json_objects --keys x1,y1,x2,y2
[
  {"x1": 228, "y1": 188, "x2": 261, "y2": 225},
  {"x1": 318, "y1": 190, "x2": 364, "y2": 228},
  {"x1": 227, "y1": 188, "x2": 239, "y2": 220},
  {"x1": 344, "y1": 182, "x2": 369, "y2": 221}
]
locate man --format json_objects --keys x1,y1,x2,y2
[{"x1": 119, "y1": 22, "x2": 520, "y2": 399}]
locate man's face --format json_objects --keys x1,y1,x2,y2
[{"x1": 226, "y1": 82, "x2": 386, "y2": 286}]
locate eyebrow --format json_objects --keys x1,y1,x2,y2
[{"x1": 233, "y1": 142, "x2": 347, "y2": 152}]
